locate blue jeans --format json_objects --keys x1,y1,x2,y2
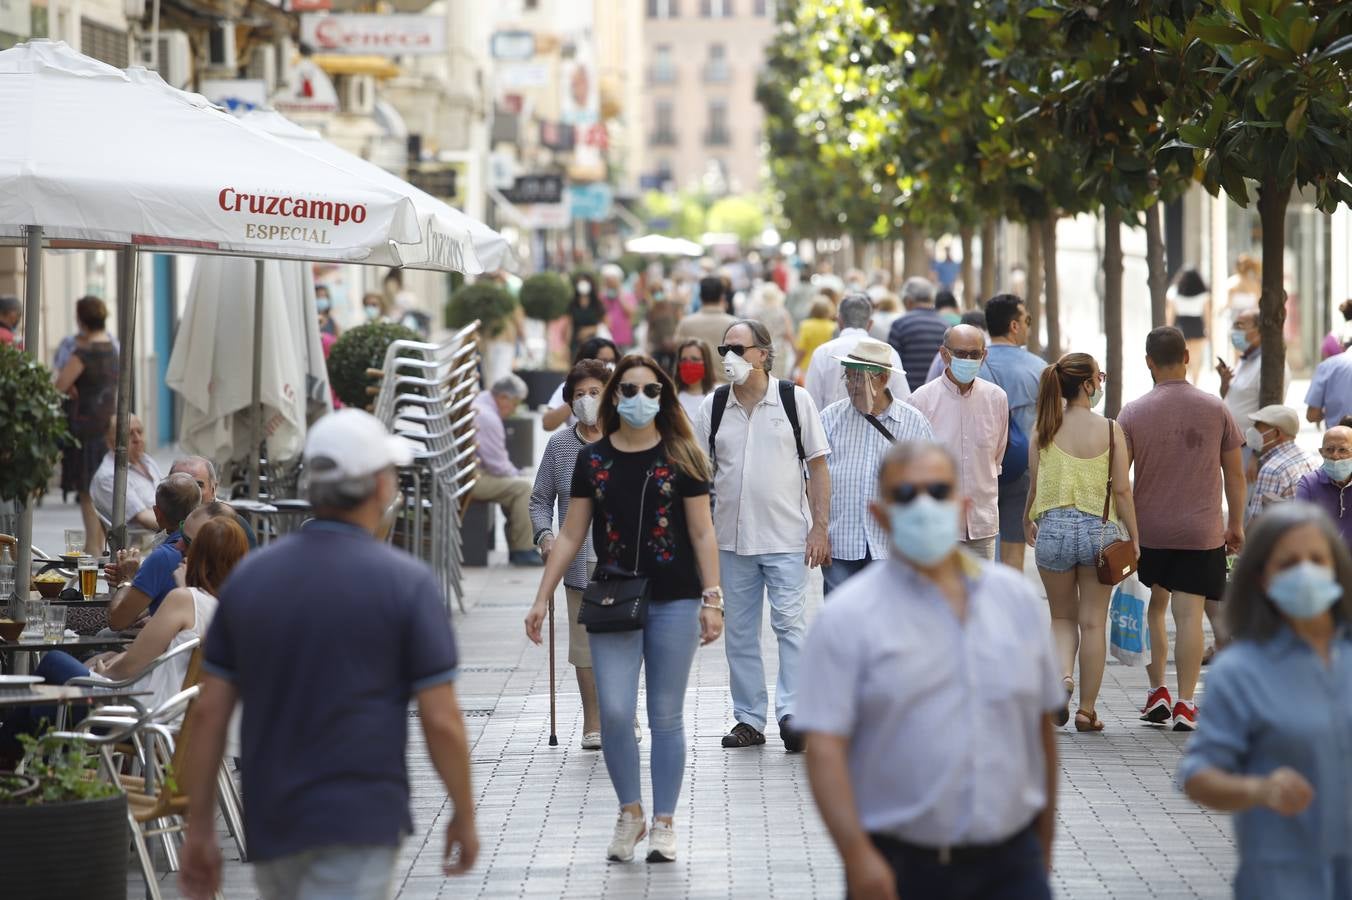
[
  {"x1": 720, "y1": 550, "x2": 807, "y2": 732},
  {"x1": 589, "y1": 598, "x2": 700, "y2": 816},
  {"x1": 823, "y1": 553, "x2": 872, "y2": 595},
  {"x1": 254, "y1": 843, "x2": 399, "y2": 900}
]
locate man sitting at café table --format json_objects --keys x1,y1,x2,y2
[
  {"x1": 89, "y1": 414, "x2": 162, "y2": 532},
  {"x1": 106, "y1": 473, "x2": 200, "y2": 630},
  {"x1": 170, "y1": 454, "x2": 258, "y2": 549}
]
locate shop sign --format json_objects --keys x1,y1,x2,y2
[
  {"x1": 569, "y1": 183, "x2": 612, "y2": 223},
  {"x1": 288, "y1": 0, "x2": 330, "y2": 11},
  {"x1": 490, "y1": 30, "x2": 535, "y2": 61},
  {"x1": 272, "y1": 58, "x2": 339, "y2": 113},
  {"x1": 300, "y1": 14, "x2": 446, "y2": 57},
  {"x1": 502, "y1": 174, "x2": 564, "y2": 206}
]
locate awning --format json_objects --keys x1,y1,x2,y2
[{"x1": 311, "y1": 54, "x2": 400, "y2": 78}]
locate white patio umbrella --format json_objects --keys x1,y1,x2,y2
[
  {"x1": 238, "y1": 109, "x2": 513, "y2": 275},
  {"x1": 0, "y1": 41, "x2": 500, "y2": 571},
  {"x1": 624, "y1": 234, "x2": 705, "y2": 257}
]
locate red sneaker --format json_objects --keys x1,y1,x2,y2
[
  {"x1": 1140, "y1": 686, "x2": 1173, "y2": 725},
  {"x1": 1172, "y1": 701, "x2": 1198, "y2": 732}
]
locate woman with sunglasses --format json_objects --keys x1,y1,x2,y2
[
  {"x1": 529, "y1": 359, "x2": 611, "y2": 748},
  {"x1": 1023, "y1": 353, "x2": 1140, "y2": 731},
  {"x1": 525, "y1": 355, "x2": 723, "y2": 864},
  {"x1": 674, "y1": 338, "x2": 714, "y2": 422},
  {"x1": 1180, "y1": 503, "x2": 1352, "y2": 899}
]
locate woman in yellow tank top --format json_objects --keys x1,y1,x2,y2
[{"x1": 1023, "y1": 353, "x2": 1141, "y2": 733}]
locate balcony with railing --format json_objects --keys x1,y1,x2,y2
[
  {"x1": 702, "y1": 62, "x2": 731, "y2": 83},
  {"x1": 649, "y1": 63, "x2": 678, "y2": 85}
]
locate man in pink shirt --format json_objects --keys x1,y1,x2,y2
[
  {"x1": 1118, "y1": 326, "x2": 1245, "y2": 732},
  {"x1": 908, "y1": 324, "x2": 1009, "y2": 560}
]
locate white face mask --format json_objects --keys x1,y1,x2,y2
[
  {"x1": 723, "y1": 350, "x2": 754, "y2": 385},
  {"x1": 577, "y1": 281, "x2": 592, "y2": 296},
  {"x1": 572, "y1": 394, "x2": 600, "y2": 427}
]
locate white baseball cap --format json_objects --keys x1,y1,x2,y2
[{"x1": 303, "y1": 409, "x2": 413, "y2": 482}]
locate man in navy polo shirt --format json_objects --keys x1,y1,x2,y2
[
  {"x1": 179, "y1": 409, "x2": 477, "y2": 900},
  {"x1": 106, "y1": 472, "x2": 201, "y2": 629}
]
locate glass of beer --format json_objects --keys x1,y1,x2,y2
[{"x1": 78, "y1": 555, "x2": 98, "y2": 599}]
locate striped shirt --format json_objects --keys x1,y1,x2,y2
[
  {"x1": 820, "y1": 397, "x2": 935, "y2": 560},
  {"x1": 1247, "y1": 440, "x2": 1318, "y2": 524},
  {"x1": 888, "y1": 309, "x2": 949, "y2": 393},
  {"x1": 530, "y1": 425, "x2": 597, "y2": 590}
]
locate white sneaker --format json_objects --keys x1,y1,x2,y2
[
  {"x1": 607, "y1": 810, "x2": 647, "y2": 862},
  {"x1": 647, "y1": 819, "x2": 677, "y2": 863},
  {"x1": 634, "y1": 719, "x2": 643, "y2": 744},
  {"x1": 581, "y1": 732, "x2": 601, "y2": 750}
]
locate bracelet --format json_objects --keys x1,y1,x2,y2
[
  {"x1": 534, "y1": 530, "x2": 554, "y2": 548},
  {"x1": 701, "y1": 600, "x2": 725, "y2": 614},
  {"x1": 701, "y1": 586, "x2": 723, "y2": 602}
]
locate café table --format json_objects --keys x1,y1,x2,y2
[
  {"x1": 0, "y1": 683, "x2": 150, "y2": 709},
  {"x1": 0, "y1": 635, "x2": 132, "y2": 675}
]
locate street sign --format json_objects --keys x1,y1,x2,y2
[
  {"x1": 300, "y1": 14, "x2": 446, "y2": 57},
  {"x1": 502, "y1": 174, "x2": 564, "y2": 206},
  {"x1": 569, "y1": 183, "x2": 613, "y2": 223},
  {"x1": 490, "y1": 30, "x2": 535, "y2": 61}
]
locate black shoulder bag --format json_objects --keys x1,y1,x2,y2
[{"x1": 578, "y1": 472, "x2": 652, "y2": 633}]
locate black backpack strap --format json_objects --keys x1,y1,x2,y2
[
  {"x1": 862, "y1": 413, "x2": 897, "y2": 443},
  {"x1": 778, "y1": 378, "x2": 806, "y2": 462},
  {"x1": 707, "y1": 384, "x2": 732, "y2": 468}
]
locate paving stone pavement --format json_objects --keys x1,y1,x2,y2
[{"x1": 130, "y1": 551, "x2": 1236, "y2": 900}]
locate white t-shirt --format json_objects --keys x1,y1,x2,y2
[
  {"x1": 678, "y1": 390, "x2": 707, "y2": 423},
  {"x1": 803, "y1": 328, "x2": 911, "y2": 411},
  {"x1": 90, "y1": 452, "x2": 164, "y2": 524},
  {"x1": 546, "y1": 382, "x2": 576, "y2": 428}
]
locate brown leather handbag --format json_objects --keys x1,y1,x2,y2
[{"x1": 1096, "y1": 419, "x2": 1138, "y2": 586}]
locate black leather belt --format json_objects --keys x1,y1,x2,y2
[{"x1": 871, "y1": 820, "x2": 1037, "y2": 866}]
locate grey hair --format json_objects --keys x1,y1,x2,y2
[
  {"x1": 171, "y1": 455, "x2": 218, "y2": 487},
  {"x1": 726, "y1": 318, "x2": 776, "y2": 372},
  {"x1": 838, "y1": 293, "x2": 873, "y2": 330},
  {"x1": 900, "y1": 277, "x2": 935, "y2": 307},
  {"x1": 490, "y1": 374, "x2": 529, "y2": 399},
  {"x1": 876, "y1": 440, "x2": 959, "y2": 493}
]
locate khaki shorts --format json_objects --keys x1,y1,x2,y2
[{"x1": 564, "y1": 586, "x2": 593, "y2": 669}]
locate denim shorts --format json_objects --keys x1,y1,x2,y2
[{"x1": 1034, "y1": 507, "x2": 1124, "y2": 573}]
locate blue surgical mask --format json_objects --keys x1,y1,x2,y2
[
  {"x1": 1323, "y1": 457, "x2": 1352, "y2": 483},
  {"x1": 949, "y1": 357, "x2": 982, "y2": 384},
  {"x1": 364, "y1": 305, "x2": 380, "y2": 321},
  {"x1": 1230, "y1": 330, "x2": 1250, "y2": 351},
  {"x1": 1266, "y1": 562, "x2": 1343, "y2": 620},
  {"x1": 1089, "y1": 387, "x2": 1104, "y2": 409},
  {"x1": 617, "y1": 394, "x2": 660, "y2": 428},
  {"x1": 316, "y1": 299, "x2": 331, "y2": 313},
  {"x1": 888, "y1": 496, "x2": 959, "y2": 566}
]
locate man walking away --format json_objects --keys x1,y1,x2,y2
[
  {"x1": 698, "y1": 319, "x2": 832, "y2": 753},
  {"x1": 907, "y1": 325, "x2": 1009, "y2": 561},
  {"x1": 982, "y1": 294, "x2": 1048, "y2": 571},
  {"x1": 819, "y1": 339, "x2": 932, "y2": 594},
  {"x1": 178, "y1": 409, "x2": 477, "y2": 900},
  {"x1": 804, "y1": 293, "x2": 910, "y2": 411},
  {"x1": 675, "y1": 277, "x2": 739, "y2": 382},
  {"x1": 1118, "y1": 326, "x2": 1245, "y2": 732},
  {"x1": 800, "y1": 441, "x2": 1060, "y2": 900},
  {"x1": 887, "y1": 277, "x2": 948, "y2": 394}
]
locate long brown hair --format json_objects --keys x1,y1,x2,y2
[
  {"x1": 185, "y1": 517, "x2": 249, "y2": 597},
  {"x1": 600, "y1": 354, "x2": 711, "y2": 481},
  {"x1": 1034, "y1": 352, "x2": 1097, "y2": 449}
]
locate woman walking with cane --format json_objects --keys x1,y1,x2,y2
[{"x1": 525, "y1": 355, "x2": 722, "y2": 864}]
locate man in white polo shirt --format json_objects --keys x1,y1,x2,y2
[{"x1": 697, "y1": 318, "x2": 831, "y2": 753}]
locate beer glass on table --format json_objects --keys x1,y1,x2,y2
[{"x1": 78, "y1": 555, "x2": 98, "y2": 600}]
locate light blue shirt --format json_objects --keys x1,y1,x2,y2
[
  {"x1": 797, "y1": 556, "x2": 1064, "y2": 846},
  {"x1": 983, "y1": 343, "x2": 1048, "y2": 439},
  {"x1": 1306, "y1": 348, "x2": 1352, "y2": 427},
  {"x1": 820, "y1": 397, "x2": 934, "y2": 560},
  {"x1": 1178, "y1": 627, "x2": 1352, "y2": 897}
]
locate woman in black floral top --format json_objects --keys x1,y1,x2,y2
[{"x1": 527, "y1": 354, "x2": 722, "y2": 865}]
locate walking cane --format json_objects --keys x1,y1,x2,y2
[{"x1": 548, "y1": 593, "x2": 558, "y2": 746}]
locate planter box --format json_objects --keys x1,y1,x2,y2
[
  {"x1": 515, "y1": 368, "x2": 565, "y2": 410},
  {"x1": 0, "y1": 792, "x2": 128, "y2": 899},
  {"x1": 503, "y1": 416, "x2": 536, "y2": 472}
]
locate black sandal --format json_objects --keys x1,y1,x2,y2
[{"x1": 721, "y1": 722, "x2": 766, "y2": 748}]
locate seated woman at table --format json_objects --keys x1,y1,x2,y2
[{"x1": 7, "y1": 517, "x2": 247, "y2": 735}]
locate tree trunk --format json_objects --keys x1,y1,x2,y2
[
  {"x1": 1025, "y1": 220, "x2": 1044, "y2": 356},
  {"x1": 1145, "y1": 200, "x2": 1168, "y2": 328},
  {"x1": 1257, "y1": 180, "x2": 1291, "y2": 407},
  {"x1": 883, "y1": 238, "x2": 897, "y2": 283},
  {"x1": 959, "y1": 226, "x2": 975, "y2": 308},
  {"x1": 980, "y1": 219, "x2": 997, "y2": 300},
  {"x1": 901, "y1": 223, "x2": 929, "y2": 278},
  {"x1": 1104, "y1": 207, "x2": 1125, "y2": 417},
  {"x1": 1041, "y1": 216, "x2": 1060, "y2": 360}
]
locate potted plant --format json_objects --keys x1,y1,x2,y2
[
  {"x1": 1, "y1": 733, "x2": 127, "y2": 900},
  {"x1": 0, "y1": 343, "x2": 72, "y2": 504},
  {"x1": 444, "y1": 281, "x2": 517, "y2": 338},
  {"x1": 515, "y1": 273, "x2": 573, "y2": 407},
  {"x1": 326, "y1": 321, "x2": 422, "y2": 410}
]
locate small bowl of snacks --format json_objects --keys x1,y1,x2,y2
[{"x1": 34, "y1": 572, "x2": 68, "y2": 598}]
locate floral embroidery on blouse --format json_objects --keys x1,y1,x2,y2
[{"x1": 584, "y1": 449, "x2": 679, "y2": 569}]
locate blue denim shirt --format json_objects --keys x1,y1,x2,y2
[{"x1": 1179, "y1": 626, "x2": 1352, "y2": 876}]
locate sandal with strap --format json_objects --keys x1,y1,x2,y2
[
  {"x1": 721, "y1": 722, "x2": 766, "y2": 748},
  {"x1": 1074, "y1": 709, "x2": 1105, "y2": 733},
  {"x1": 1055, "y1": 677, "x2": 1074, "y2": 727}
]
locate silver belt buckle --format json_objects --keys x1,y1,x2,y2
[{"x1": 938, "y1": 845, "x2": 952, "y2": 865}]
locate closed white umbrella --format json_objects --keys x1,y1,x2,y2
[{"x1": 624, "y1": 234, "x2": 704, "y2": 257}]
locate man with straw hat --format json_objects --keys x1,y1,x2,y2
[{"x1": 819, "y1": 338, "x2": 933, "y2": 594}]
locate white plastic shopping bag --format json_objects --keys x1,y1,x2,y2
[{"x1": 1109, "y1": 574, "x2": 1151, "y2": 666}]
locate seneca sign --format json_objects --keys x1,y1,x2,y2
[{"x1": 300, "y1": 14, "x2": 446, "y2": 57}]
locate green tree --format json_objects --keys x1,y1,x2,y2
[
  {"x1": 639, "y1": 190, "x2": 706, "y2": 241},
  {"x1": 1161, "y1": 0, "x2": 1352, "y2": 405},
  {"x1": 706, "y1": 196, "x2": 767, "y2": 246}
]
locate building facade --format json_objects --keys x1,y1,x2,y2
[{"x1": 641, "y1": 0, "x2": 775, "y2": 195}]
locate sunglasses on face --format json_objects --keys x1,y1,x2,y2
[
  {"x1": 717, "y1": 344, "x2": 754, "y2": 358},
  {"x1": 890, "y1": 482, "x2": 955, "y2": 504},
  {"x1": 619, "y1": 382, "x2": 663, "y2": 399}
]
